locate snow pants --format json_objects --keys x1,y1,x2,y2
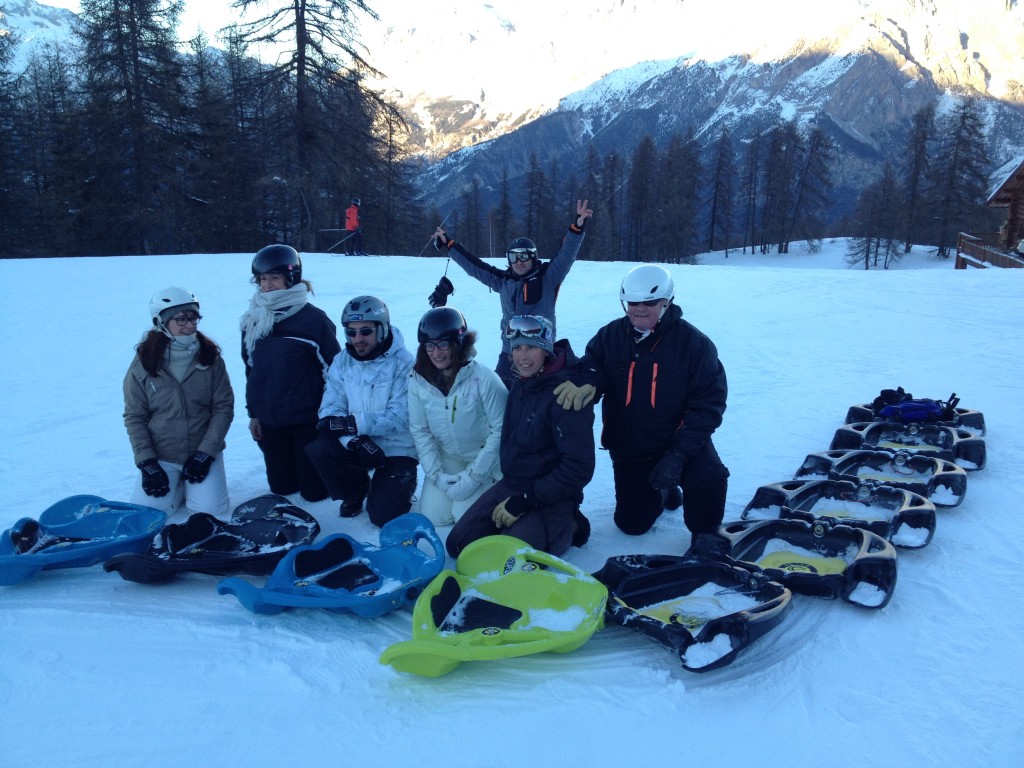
[
  {"x1": 305, "y1": 432, "x2": 418, "y2": 528},
  {"x1": 129, "y1": 456, "x2": 230, "y2": 520},
  {"x1": 257, "y1": 421, "x2": 329, "y2": 502},
  {"x1": 445, "y1": 478, "x2": 575, "y2": 559},
  {"x1": 418, "y1": 453, "x2": 500, "y2": 527},
  {"x1": 612, "y1": 439, "x2": 729, "y2": 537}
]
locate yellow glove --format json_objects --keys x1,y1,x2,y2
[
  {"x1": 492, "y1": 497, "x2": 524, "y2": 529},
  {"x1": 553, "y1": 381, "x2": 596, "y2": 411}
]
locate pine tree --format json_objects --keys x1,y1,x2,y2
[
  {"x1": 706, "y1": 126, "x2": 736, "y2": 255},
  {"x1": 626, "y1": 135, "x2": 658, "y2": 261},
  {"x1": 76, "y1": 0, "x2": 187, "y2": 254},
  {"x1": 901, "y1": 104, "x2": 935, "y2": 252},
  {"x1": 928, "y1": 96, "x2": 993, "y2": 257}
]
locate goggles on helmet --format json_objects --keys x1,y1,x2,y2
[
  {"x1": 507, "y1": 248, "x2": 537, "y2": 263},
  {"x1": 504, "y1": 315, "x2": 552, "y2": 344}
]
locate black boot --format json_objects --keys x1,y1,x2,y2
[
  {"x1": 684, "y1": 530, "x2": 731, "y2": 561},
  {"x1": 339, "y1": 499, "x2": 364, "y2": 518},
  {"x1": 571, "y1": 508, "x2": 591, "y2": 548}
]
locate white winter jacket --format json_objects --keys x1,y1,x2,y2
[
  {"x1": 408, "y1": 359, "x2": 507, "y2": 483},
  {"x1": 318, "y1": 326, "x2": 417, "y2": 459}
]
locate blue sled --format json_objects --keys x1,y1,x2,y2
[
  {"x1": 217, "y1": 513, "x2": 445, "y2": 617},
  {"x1": 0, "y1": 495, "x2": 165, "y2": 586}
]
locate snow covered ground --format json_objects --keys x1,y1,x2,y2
[{"x1": 2, "y1": 239, "x2": 1022, "y2": 767}]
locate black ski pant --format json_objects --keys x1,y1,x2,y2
[
  {"x1": 305, "y1": 432, "x2": 418, "y2": 527},
  {"x1": 257, "y1": 421, "x2": 329, "y2": 502},
  {"x1": 612, "y1": 439, "x2": 729, "y2": 537},
  {"x1": 446, "y1": 479, "x2": 575, "y2": 559}
]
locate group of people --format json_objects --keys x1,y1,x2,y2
[{"x1": 123, "y1": 200, "x2": 732, "y2": 561}]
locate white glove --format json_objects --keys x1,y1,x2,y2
[
  {"x1": 446, "y1": 470, "x2": 481, "y2": 501},
  {"x1": 436, "y1": 473, "x2": 459, "y2": 489}
]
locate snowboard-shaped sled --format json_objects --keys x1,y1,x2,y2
[
  {"x1": 379, "y1": 535, "x2": 608, "y2": 677},
  {"x1": 741, "y1": 477, "x2": 937, "y2": 549},
  {"x1": 830, "y1": 421, "x2": 986, "y2": 471},
  {"x1": 217, "y1": 513, "x2": 444, "y2": 617},
  {"x1": 592, "y1": 555, "x2": 792, "y2": 673},
  {"x1": 103, "y1": 494, "x2": 319, "y2": 584},
  {"x1": 0, "y1": 495, "x2": 165, "y2": 585},
  {"x1": 794, "y1": 448, "x2": 968, "y2": 508},
  {"x1": 721, "y1": 518, "x2": 897, "y2": 609}
]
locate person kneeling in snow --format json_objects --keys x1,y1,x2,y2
[{"x1": 445, "y1": 315, "x2": 594, "y2": 559}]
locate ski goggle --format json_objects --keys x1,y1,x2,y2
[
  {"x1": 504, "y1": 316, "x2": 552, "y2": 344},
  {"x1": 507, "y1": 248, "x2": 537, "y2": 263}
]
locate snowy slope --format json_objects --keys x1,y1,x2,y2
[{"x1": 1, "y1": 241, "x2": 1023, "y2": 766}]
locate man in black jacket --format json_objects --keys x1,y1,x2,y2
[{"x1": 556, "y1": 264, "x2": 730, "y2": 558}]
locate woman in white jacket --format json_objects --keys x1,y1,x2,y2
[{"x1": 408, "y1": 307, "x2": 507, "y2": 526}]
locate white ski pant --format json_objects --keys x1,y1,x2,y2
[{"x1": 129, "y1": 458, "x2": 231, "y2": 520}]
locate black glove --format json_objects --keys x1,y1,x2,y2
[
  {"x1": 428, "y1": 276, "x2": 455, "y2": 308},
  {"x1": 433, "y1": 232, "x2": 451, "y2": 251},
  {"x1": 182, "y1": 451, "x2": 213, "y2": 483},
  {"x1": 649, "y1": 452, "x2": 684, "y2": 491},
  {"x1": 317, "y1": 414, "x2": 358, "y2": 435},
  {"x1": 138, "y1": 458, "x2": 170, "y2": 497},
  {"x1": 350, "y1": 435, "x2": 386, "y2": 469}
]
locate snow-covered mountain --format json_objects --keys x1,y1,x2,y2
[{"x1": 6, "y1": 0, "x2": 1024, "y2": 224}]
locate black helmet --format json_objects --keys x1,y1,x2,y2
[
  {"x1": 252, "y1": 244, "x2": 302, "y2": 288},
  {"x1": 418, "y1": 307, "x2": 467, "y2": 346},
  {"x1": 506, "y1": 237, "x2": 538, "y2": 262},
  {"x1": 351, "y1": 197, "x2": 361, "y2": 206}
]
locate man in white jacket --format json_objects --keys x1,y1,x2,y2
[{"x1": 305, "y1": 296, "x2": 418, "y2": 526}]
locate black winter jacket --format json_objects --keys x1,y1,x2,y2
[
  {"x1": 500, "y1": 340, "x2": 595, "y2": 507},
  {"x1": 581, "y1": 304, "x2": 727, "y2": 463},
  {"x1": 242, "y1": 304, "x2": 341, "y2": 427}
]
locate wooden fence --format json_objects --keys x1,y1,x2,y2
[{"x1": 955, "y1": 232, "x2": 1024, "y2": 269}]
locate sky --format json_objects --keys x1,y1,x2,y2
[{"x1": 2, "y1": 239, "x2": 1023, "y2": 766}]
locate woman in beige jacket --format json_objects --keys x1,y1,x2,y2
[{"x1": 123, "y1": 287, "x2": 234, "y2": 518}]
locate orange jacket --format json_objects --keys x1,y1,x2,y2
[{"x1": 345, "y1": 204, "x2": 360, "y2": 231}]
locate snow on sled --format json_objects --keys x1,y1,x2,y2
[
  {"x1": 592, "y1": 555, "x2": 792, "y2": 673},
  {"x1": 0, "y1": 495, "x2": 165, "y2": 586},
  {"x1": 720, "y1": 518, "x2": 897, "y2": 609},
  {"x1": 103, "y1": 494, "x2": 319, "y2": 584},
  {"x1": 741, "y1": 477, "x2": 937, "y2": 549},
  {"x1": 217, "y1": 513, "x2": 444, "y2": 617},
  {"x1": 844, "y1": 389, "x2": 986, "y2": 436},
  {"x1": 830, "y1": 421, "x2": 986, "y2": 471},
  {"x1": 379, "y1": 535, "x2": 608, "y2": 678},
  {"x1": 794, "y1": 448, "x2": 968, "y2": 508}
]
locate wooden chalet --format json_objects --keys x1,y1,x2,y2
[{"x1": 956, "y1": 155, "x2": 1024, "y2": 269}]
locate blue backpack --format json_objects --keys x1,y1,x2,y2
[{"x1": 871, "y1": 387, "x2": 959, "y2": 423}]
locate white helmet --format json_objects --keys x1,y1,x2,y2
[
  {"x1": 620, "y1": 265, "x2": 674, "y2": 313},
  {"x1": 150, "y1": 286, "x2": 199, "y2": 331}
]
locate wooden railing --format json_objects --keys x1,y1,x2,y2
[{"x1": 955, "y1": 232, "x2": 1024, "y2": 269}]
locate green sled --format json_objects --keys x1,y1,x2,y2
[{"x1": 380, "y1": 535, "x2": 608, "y2": 677}]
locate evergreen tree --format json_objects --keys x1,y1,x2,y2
[
  {"x1": 491, "y1": 168, "x2": 514, "y2": 257},
  {"x1": 706, "y1": 126, "x2": 736, "y2": 255},
  {"x1": 0, "y1": 12, "x2": 18, "y2": 248},
  {"x1": 76, "y1": 0, "x2": 187, "y2": 254},
  {"x1": 652, "y1": 131, "x2": 701, "y2": 264},
  {"x1": 625, "y1": 135, "x2": 657, "y2": 261},
  {"x1": 759, "y1": 120, "x2": 801, "y2": 253},
  {"x1": 845, "y1": 163, "x2": 904, "y2": 269},
  {"x1": 739, "y1": 133, "x2": 762, "y2": 255},
  {"x1": 785, "y1": 122, "x2": 835, "y2": 249},
  {"x1": 600, "y1": 151, "x2": 624, "y2": 262},
  {"x1": 929, "y1": 95, "x2": 993, "y2": 257},
  {"x1": 521, "y1": 152, "x2": 545, "y2": 238},
  {"x1": 901, "y1": 104, "x2": 935, "y2": 252}
]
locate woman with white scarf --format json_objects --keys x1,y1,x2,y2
[{"x1": 241, "y1": 245, "x2": 340, "y2": 502}]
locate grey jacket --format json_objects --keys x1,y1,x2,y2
[
  {"x1": 446, "y1": 224, "x2": 585, "y2": 352},
  {"x1": 123, "y1": 352, "x2": 235, "y2": 466}
]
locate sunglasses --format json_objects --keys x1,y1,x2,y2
[
  {"x1": 626, "y1": 299, "x2": 662, "y2": 307},
  {"x1": 504, "y1": 316, "x2": 552, "y2": 343},
  {"x1": 169, "y1": 313, "x2": 202, "y2": 326},
  {"x1": 507, "y1": 248, "x2": 537, "y2": 263},
  {"x1": 345, "y1": 327, "x2": 376, "y2": 338},
  {"x1": 424, "y1": 340, "x2": 452, "y2": 351}
]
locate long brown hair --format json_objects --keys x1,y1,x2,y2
[
  {"x1": 413, "y1": 330, "x2": 477, "y2": 395},
  {"x1": 136, "y1": 330, "x2": 223, "y2": 376}
]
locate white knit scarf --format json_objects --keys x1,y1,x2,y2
[{"x1": 240, "y1": 284, "x2": 310, "y2": 358}]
